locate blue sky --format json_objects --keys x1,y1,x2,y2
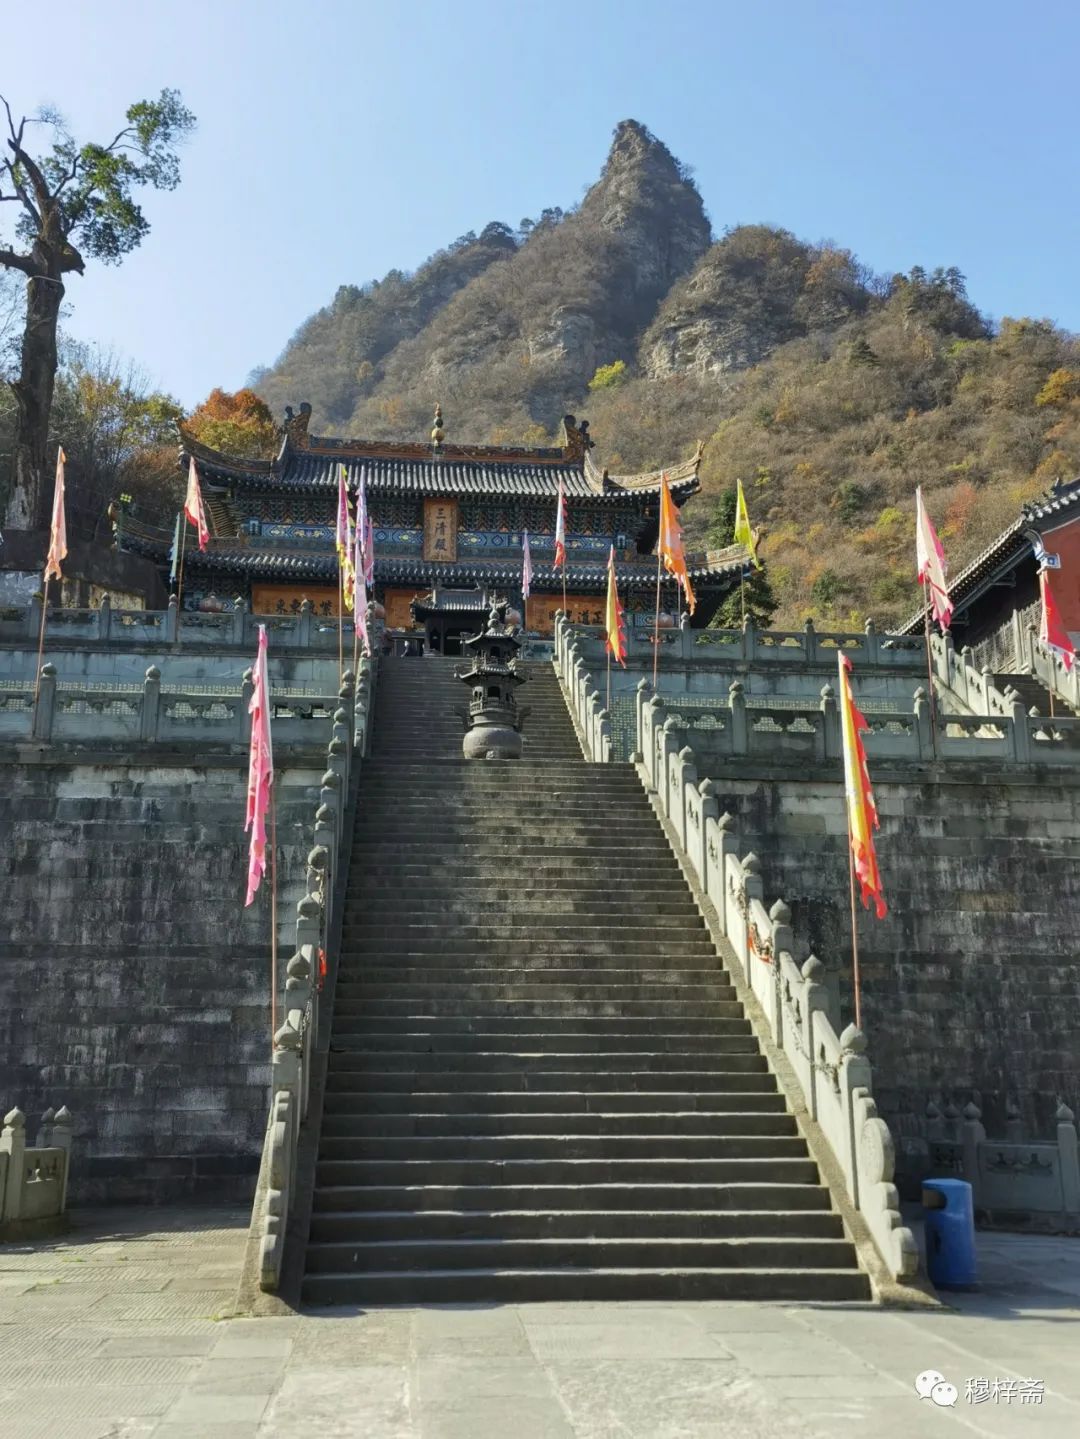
[{"x1": 9, "y1": 0, "x2": 1080, "y2": 408}]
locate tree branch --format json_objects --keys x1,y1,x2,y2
[{"x1": 0, "y1": 245, "x2": 34, "y2": 275}]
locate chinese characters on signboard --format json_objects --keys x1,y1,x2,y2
[{"x1": 423, "y1": 498, "x2": 458, "y2": 562}]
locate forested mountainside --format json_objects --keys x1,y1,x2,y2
[{"x1": 254, "y1": 120, "x2": 1080, "y2": 628}]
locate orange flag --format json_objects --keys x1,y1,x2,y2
[
  {"x1": 604, "y1": 545, "x2": 627, "y2": 665},
  {"x1": 43, "y1": 447, "x2": 68, "y2": 581},
  {"x1": 658, "y1": 472, "x2": 696, "y2": 614},
  {"x1": 838, "y1": 652, "x2": 887, "y2": 919}
]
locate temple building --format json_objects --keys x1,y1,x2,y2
[{"x1": 116, "y1": 405, "x2": 745, "y2": 651}]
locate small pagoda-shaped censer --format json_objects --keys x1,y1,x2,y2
[{"x1": 456, "y1": 600, "x2": 527, "y2": 759}]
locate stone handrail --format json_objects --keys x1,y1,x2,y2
[
  {"x1": 554, "y1": 613, "x2": 614, "y2": 762},
  {"x1": 558, "y1": 613, "x2": 928, "y2": 671},
  {"x1": 919, "y1": 1099, "x2": 1080, "y2": 1227},
  {"x1": 0, "y1": 1105, "x2": 74, "y2": 1238},
  {"x1": 0, "y1": 594, "x2": 342, "y2": 652},
  {"x1": 0, "y1": 665, "x2": 349, "y2": 750},
  {"x1": 638, "y1": 678, "x2": 1080, "y2": 771},
  {"x1": 253, "y1": 657, "x2": 375, "y2": 1293},
  {"x1": 1025, "y1": 628, "x2": 1080, "y2": 712},
  {"x1": 645, "y1": 725, "x2": 918, "y2": 1282}
]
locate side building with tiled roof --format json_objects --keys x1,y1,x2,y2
[
  {"x1": 896, "y1": 476, "x2": 1080, "y2": 663},
  {"x1": 117, "y1": 406, "x2": 747, "y2": 651}
]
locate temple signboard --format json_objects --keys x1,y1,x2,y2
[
  {"x1": 526, "y1": 594, "x2": 604, "y2": 635},
  {"x1": 423, "y1": 498, "x2": 458, "y2": 562}
]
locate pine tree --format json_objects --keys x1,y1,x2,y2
[{"x1": 707, "y1": 488, "x2": 778, "y2": 628}]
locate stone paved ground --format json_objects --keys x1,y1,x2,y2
[{"x1": 0, "y1": 1209, "x2": 1078, "y2": 1438}]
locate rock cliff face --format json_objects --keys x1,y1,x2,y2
[{"x1": 255, "y1": 121, "x2": 712, "y2": 438}]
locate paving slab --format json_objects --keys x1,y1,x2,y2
[{"x1": 1, "y1": 1208, "x2": 1078, "y2": 1437}]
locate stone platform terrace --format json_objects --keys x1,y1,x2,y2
[{"x1": 0, "y1": 1208, "x2": 1077, "y2": 1437}]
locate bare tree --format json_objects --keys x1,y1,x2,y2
[{"x1": 0, "y1": 89, "x2": 194, "y2": 529}]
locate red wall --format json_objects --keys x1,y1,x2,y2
[{"x1": 1043, "y1": 513, "x2": 1080, "y2": 632}]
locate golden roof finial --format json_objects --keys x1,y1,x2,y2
[{"x1": 431, "y1": 403, "x2": 445, "y2": 450}]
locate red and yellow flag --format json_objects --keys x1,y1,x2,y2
[
  {"x1": 336, "y1": 465, "x2": 355, "y2": 612},
  {"x1": 183, "y1": 457, "x2": 209, "y2": 552},
  {"x1": 658, "y1": 472, "x2": 696, "y2": 614},
  {"x1": 838, "y1": 652, "x2": 887, "y2": 919},
  {"x1": 43, "y1": 447, "x2": 68, "y2": 581},
  {"x1": 604, "y1": 545, "x2": 626, "y2": 665}
]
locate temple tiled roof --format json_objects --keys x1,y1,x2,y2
[
  {"x1": 178, "y1": 413, "x2": 702, "y2": 503},
  {"x1": 896, "y1": 477, "x2": 1080, "y2": 634}
]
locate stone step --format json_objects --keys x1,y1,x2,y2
[
  {"x1": 313, "y1": 1156, "x2": 819, "y2": 1186},
  {"x1": 347, "y1": 897, "x2": 700, "y2": 917},
  {"x1": 310, "y1": 1179, "x2": 828, "y2": 1213},
  {"x1": 328, "y1": 1030, "x2": 753, "y2": 1054},
  {"x1": 319, "y1": 1111, "x2": 798, "y2": 1138},
  {"x1": 316, "y1": 1134, "x2": 807, "y2": 1162},
  {"x1": 308, "y1": 1206, "x2": 841, "y2": 1242},
  {"x1": 326, "y1": 1013, "x2": 741, "y2": 1035},
  {"x1": 334, "y1": 965, "x2": 731, "y2": 986},
  {"x1": 333, "y1": 997, "x2": 741, "y2": 1017},
  {"x1": 326, "y1": 1044, "x2": 763, "y2": 1068},
  {"x1": 324, "y1": 1091, "x2": 789, "y2": 1116},
  {"x1": 304, "y1": 1234, "x2": 855, "y2": 1274},
  {"x1": 323, "y1": 1068, "x2": 778, "y2": 1093},
  {"x1": 300, "y1": 1264, "x2": 871, "y2": 1305},
  {"x1": 342, "y1": 919, "x2": 708, "y2": 941},
  {"x1": 337, "y1": 939, "x2": 718, "y2": 958}
]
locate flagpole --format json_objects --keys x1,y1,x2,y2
[
  {"x1": 174, "y1": 520, "x2": 188, "y2": 646},
  {"x1": 652, "y1": 550, "x2": 663, "y2": 688},
  {"x1": 922, "y1": 590, "x2": 939, "y2": 757},
  {"x1": 606, "y1": 646, "x2": 612, "y2": 715},
  {"x1": 337, "y1": 566, "x2": 344, "y2": 680},
  {"x1": 32, "y1": 576, "x2": 50, "y2": 706},
  {"x1": 269, "y1": 777, "x2": 278, "y2": 1051},
  {"x1": 847, "y1": 844, "x2": 863, "y2": 1033},
  {"x1": 740, "y1": 570, "x2": 746, "y2": 626}
]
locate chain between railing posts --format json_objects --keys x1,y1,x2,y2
[
  {"x1": 33, "y1": 664, "x2": 56, "y2": 741},
  {"x1": 141, "y1": 666, "x2": 161, "y2": 741}
]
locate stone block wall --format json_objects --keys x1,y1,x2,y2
[
  {"x1": 0, "y1": 759, "x2": 322, "y2": 1205},
  {"x1": 708, "y1": 768, "x2": 1080, "y2": 1190}
]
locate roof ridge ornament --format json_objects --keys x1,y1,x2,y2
[
  {"x1": 431, "y1": 403, "x2": 445, "y2": 457},
  {"x1": 281, "y1": 402, "x2": 312, "y2": 450},
  {"x1": 561, "y1": 414, "x2": 594, "y2": 466}
]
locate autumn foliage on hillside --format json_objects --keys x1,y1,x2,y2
[{"x1": 186, "y1": 388, "x2": 278, "y2": 459}]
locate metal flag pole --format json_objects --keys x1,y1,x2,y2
[
  {"x1": 32, "y1": 577, "x2": 50, "y2": 706},
  {"x1": 337, "y1": 565, "x2": 344, "y2": 681},
  {"x1": 652, "y1": 549, "x2": 663, "y2": 688},
  {"x1": 922, "y1": 590, "x2": 939, "y2": 757},
  {"x1": 606, "y1": 646, "x2": 612, "y2": 715},
  {"x1": 174, "y1": 519, "x2": 188, "y2": 645},
  {"x1": 847, "y1": 843, "x2": 863, "y2": 1033},
  {"x1": 740, "y1": 570, "x2": 747, "y2": 626},
  {"x1": 269, "y1": 777, "x2": 278, "y2": 1051}
]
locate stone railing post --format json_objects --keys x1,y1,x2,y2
[
  {"x1": 51, "y1": 1105, "x2": 73, "y2": 1212},
  {"x1": 166, "y1": 595, "x2": 179, "y2": 643},
  {"x1": 819, "y1": 683, "x2": 839, "y2": 761},
  {"x1": 913, "y1": 687, "x2": 933, "y2": 759},
  {"x1": 695, "y1": 778, "x2": 720, "y2": 894},
  {"x1": 743, "y1": 616, "x2": 758, "y2": 664},
  {"x1": 768, "y1": 900, "x2": 793, "y2": 1046},
  {"x1": 598, "y1": 709, "x2": 613, "y2": 764},
  {"x1": 32, "y1": 664, "x2": 56, "y2": 741},
  {"x1": 141, "y1": 665, "x2": 161, "y2": 742},
  {"x1": 957, "y1": 646, "x2": 974, "y2": 708},
  {"x1": 1009, "y1": 697, "x2": 1031, "y2": 763},
  {"x1": 863, "y1": 617, "x2": 880, "y2": 665},
  {"x1": 728, "y1": 680, "x2": 748, "y2": 755},
  {"x1": 801, "y1": 956, "x2": 829, "y2": 1121},
  {"x1": 633, "y1": 678, "x2": 651, "y2": 764},
  {"x1": 37, "y1": 1107, "x2": 55, "y2": 1148},
  {"x1": 679, "y1": 610, "x2": 693, "y2": 660},
  {"x1": 238, "y1": 668, "x2": 254, "y2": 743},
  {"x1": 297, "y1": 598, "x2": 313, "y2": 648},
  {"x1": 232, "y1": 597, "x2": 248, "y2": 645},
  {"x1": 659, "y1": 716, "x2": 681, "y2": 817},
  {"x1": 710, "y1": 811, "x2": 739, "y2": 932},
  {"x1": 295, "y1": 887, "x2": 322, "y2": 956},
  {"x1": 26, "y1": 593, "x2": 42, "y2": 642},
  {"x1": 284, "y1": 948, "x2": 314, "y2": 1116},
  {"x1": 960, "y1": 1100, "x2": 985, "y2": 1196},
  {"x1": 839, "y1": 1027, "x2": 871, "y2": 1208},
  {"x1": 803, "y1": 617, "x2": 817, "y2": 665},
  {"x1": 675, "y1": 746, "x2": 696, "y2": 851},
  {"x1": 1, "y1": 1108, "x2": 26, "y2": 1221},
  {"x1": 319, "y1": 767, "x2": 343, "y2": 850},
  {"x1": 97, "y1": 594, "x2": 112, "y2": 641},
  {"x1": 1056, "y1": 1103, "x2": 1080, "y2": 1213}
]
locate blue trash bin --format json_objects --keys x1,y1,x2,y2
[{"x1": 923, "y1": 1177, "x2": 978, "y2": 1289}]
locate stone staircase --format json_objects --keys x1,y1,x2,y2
[
  {"x1": 995, "y1": 672, "x2": 1074, "y2": 717},
  {"x1": 300, "y1": 656, "x2": 869, "y2": 1303}
]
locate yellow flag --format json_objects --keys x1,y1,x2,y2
[{"x1": 733, "y1": 479, "x2": 761, "y2": 569}]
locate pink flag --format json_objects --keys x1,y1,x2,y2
[
  {"x1": 1039, "y1": 570, "x2": 1075, "y2": 673},
  {"x1": 184, "y1": 457, "x2": 209, "y2": 552},
  {"x1": 353, "y1": 516, "x2": 370, "y2": 656},
  {"x1": 554, "y1": 478, "x2": 567, "y2": 569},
  {"x1": 43, "y1": 446, "x2": 68, "y2": 580},
  {"x1": 363, "y1": 513, "x2": 374, "y2": 587},
  {"x1": 915, "y1": 486, "x2": 952, "y2": 629},
  {"x1": 244, "y1": 625, "x2": 274, "y2": 907},
  {"x1": 521, "y1": 528, "x2": 533, "y2": 600}
]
